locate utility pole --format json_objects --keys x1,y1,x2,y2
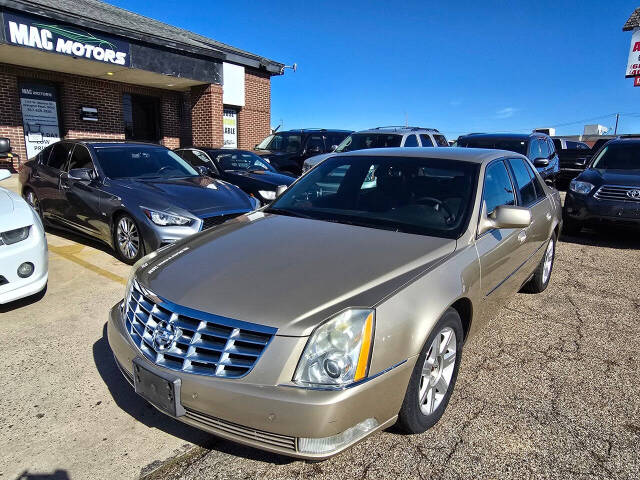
[{"x1": 614, "y1": 113, "x2": 619, "y2": 134}]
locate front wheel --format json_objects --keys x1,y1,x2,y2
[
  {"x1": 396, "y1": 308, "x2": 463, "y2": 433},
  {"x1": 113, "y1": 214, "x2": 144, "y2": 265}
]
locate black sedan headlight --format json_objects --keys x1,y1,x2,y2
[{"x1": 0, "y1": 226, "x2": 31, "y2": 245}]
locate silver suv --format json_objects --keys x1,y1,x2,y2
[{"x1": 302, "y1": 126, "x2": 448, "y2": 174}]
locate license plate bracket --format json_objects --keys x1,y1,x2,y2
[{"x1": 133, "y1": 358, "x2": 185, "y2": 417}]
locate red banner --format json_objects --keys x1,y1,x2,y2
[{"x1": 634, "y1": 76, "x2": 640, "y2": 87}]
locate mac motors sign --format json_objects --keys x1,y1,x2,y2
[
  {"x1": 626, "y1": 28, "x2": 640, "y2": 77},
  {"x1": 3, "y1": 11, "x2": 130, "y2": 66}
]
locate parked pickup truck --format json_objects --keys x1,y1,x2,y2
[{"x1": 552, "y1": 139, "x2": 593, "y2": 184}]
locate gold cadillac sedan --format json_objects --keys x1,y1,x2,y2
[{"x1": 107, "y1": 148, "x2": 562, "y2": 459}]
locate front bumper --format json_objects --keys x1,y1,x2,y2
[
  {"x1": 564, "y1": 191, "x2": 640, "y2": 226},
  {"x1": 107, "y1": 302, "x2": 412, "y2": 459},
  {"x1": 0, "y1": 223, "x2": 48, "y2": 304}
]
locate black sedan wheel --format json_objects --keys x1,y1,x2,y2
[{"x1": 114, "y1": 214, "x2": 144, "y2": 264}]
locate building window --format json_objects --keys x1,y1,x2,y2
[{"x1": 123, "y1": 93, "x2": 160, "y2": 142}]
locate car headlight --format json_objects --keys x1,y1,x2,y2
[
  {"x1": 258, "y1": 190, "x2": 276, "y2": 201},
  {"x1": 142, "y1": 208, "x2": 192, "y2": 226},
  {"x1": 294, "y1": 309, "x2": 375, "y2": 388},
  {"x1": 0, "y1": 226, "x2": 30, "y2": 245},
  {"x1": 569, "y1": 180, "x2": 594, "y2": 195}
]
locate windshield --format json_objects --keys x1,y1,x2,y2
[
  {"x1": 255, "y1": 133, "x2": 303, "y2": 153},
  {"x1": 459, "y1": 138, "x2": 527, "y2": 156},
  {"x1": 591, "y1": 144, "x2": 640, "y2": 170},
  {"x1": 336, "y1": 133, "x2": 403, "y2": 152},
  {"x1": 214, "y1": 151, "x2": 272, "y2": 172},
  {"x1": 268, "y1": 155, "x2": 479, "y2": 239},
  {"x1": 95, "y1": 146, "x2": 198, "y2": 179}
]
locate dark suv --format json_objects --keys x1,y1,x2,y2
[
  {"x1": 254, "y1": 129, "x2": 352, "y2": 176},
  {"x1": 563, "y1": 136, "x2": 640, "y2": 234},
  {"x1": 457, "y1": 132, "x2": 559, "y2": 183}
]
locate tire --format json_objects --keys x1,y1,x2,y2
[
  {"x1": 113, "y1": 213, "x2": 144, "y2": 265},
  {"x1": 23, "y1": 188, "x2": 43, "y2": 221},
  {"x1": 521, "y1": 232, "x2": 556, "y2": 294},
  {"x1": 562, "y1": 216, "x2": 582, "y2": 236},
  {"x1": 396, "y1": 308, "x2": 464, "y2": 433}
]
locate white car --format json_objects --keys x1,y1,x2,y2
[{"x1": 0, "y1": 169, "x2": 48, "y2": 304}]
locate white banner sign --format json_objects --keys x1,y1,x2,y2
[
  {"x1": 626, "y1": 28, "x2": 640, "y2": 77},
  {"x1": 20, "y1": 83, "x2": 61, "y2": 159},
  {"x1": 223, "y1": 108, "x2": 238, "y2": 148}
]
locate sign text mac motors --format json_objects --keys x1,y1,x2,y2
[{"x1": 3, "y1": 12, "x2": 130, "y2": 67}]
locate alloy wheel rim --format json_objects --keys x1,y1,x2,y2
[
  {"x1": 542, "y1": 238, "x2": 554, "y2": 284},
  {"x1": 419, "y1": 327, "x2": 456, "y2": 416},
  {"x1": 117, "y1": 217, "x2": 140, "y2": 260}
]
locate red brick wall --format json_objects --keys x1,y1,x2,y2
[
  {"x1": 190, "y1": 83, "x2": 223, "y2": 148},
  {"x1": 237, "y1": 69, "x2": 271, "y2": 150},
  {"x1": 0, "y1": 63, "x2": 185, "y2": 170}
]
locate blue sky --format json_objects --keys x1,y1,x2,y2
[{"x1": 112, "y1": 0, "x2": 640, "y2": 140}]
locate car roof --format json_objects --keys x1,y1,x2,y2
[
  {"x1": 273, "y1": 129, "x2": 353, "y2": 134},
  {"x1": 184, "y1": 147, "x2": 254, "y2": 153},
  {"x1": 331, "y1": 147, "x2": 523, "y2": 164},
  {"x1": 458, "y1": 132, "x2": 541, "y2": 141},
  {"x1": 355, "y1": 126, "x2": 441, "y2": 135},
  {"x1": 61, "y1": 139, "x2": 166, "y2": 148}
]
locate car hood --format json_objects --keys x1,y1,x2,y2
[
  {"x1": 582, "y1": 168, "x2": 640, "y2": 187},
  {"x1": 223, "y1": 170, "x2": 295, "y2": 188},
  {"x1": 0, "y1": 187, "x2": 35, "y2": 230},
  {"x1": 109, "y1": 176, "x2": 253, "y2": 215},
  {"x1": 135, "y1": 213, "x2": 457, "y2": 336}
]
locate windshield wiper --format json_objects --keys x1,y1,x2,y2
[{"x1": 265, "y1": 207, "x2": 313, "y2": 219}]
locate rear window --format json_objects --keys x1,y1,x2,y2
[
  {"x1": 459, "y1": 137, "x2": 527, "y2": 156},
  {"x1": 336, "y1": 133, "x2": 403, "y2": 152},
  {"x1": 434, "y1": 135, "x2": 449, "y2": 147}
]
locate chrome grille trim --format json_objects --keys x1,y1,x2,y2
[
  {"x1": 124, "y1": 280, "x2": 276, "y2": 378},
  {"x1": 594, "y1": 185, "x2": 640, "y2": 202},
  {"x1": 184, "y1": 408, "x2": 297, "y2": 452}
]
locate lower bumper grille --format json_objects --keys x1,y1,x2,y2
[
  {"x1": 184, "y1": 408, "x2": 297, "y2": 452},
  {"x1": 0, "y1": 275, "x2": 8, "y2": 286}
]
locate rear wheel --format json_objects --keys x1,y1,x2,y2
[
  {"x1": 397, "y1": 308, "x2": 463, "y2": 433},
  {"x1": 521, "y1": 233, "x2": 556, "y2": 293},
  {"x1": 23, "y1": 189, "x2": 43, "y2": 221},
  {"x1": 113, "y1": 214, "x2": 144, "y2": 265}
]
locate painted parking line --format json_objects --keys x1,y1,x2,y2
[{"x1": 48, "y1": 244, "x2": 127, "y2": 285}]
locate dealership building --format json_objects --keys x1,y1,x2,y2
[{"x1": 0, "y1": 0, "x2": 284, "y2": 169}]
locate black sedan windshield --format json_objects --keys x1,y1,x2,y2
[
  {"x1": 268, "y1": 155, "x2": 479, "y2": 238},
  {"x1": 591, "y1": 144, "x2": 640, "y2": 170},
  {"x1": 459, "y1": 138, "x2": 527, "y2": 156},
  {"x1": 95, "y1": 146, "x2": 198, "y2": 179},
  {"x1": 213, "y1": 151, "x2": 273, "y2": 172}
]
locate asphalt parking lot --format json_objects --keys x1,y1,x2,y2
[{"x1": 1, "y1": 174, "x2": 639, "y2": 480}]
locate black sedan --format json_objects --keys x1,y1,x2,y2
[
  {"x1": 19, "y1": 140, "x2": 258, "y2": 264},
  {"x1": 174, "y1": 148, "x2": 295, "y2": 204},
  {"x1": 563, "y1": 136, "x2": 640, "y2": 234}
]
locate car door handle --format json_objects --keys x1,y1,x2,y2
[
  {"x1": 546, "y1": 211, "x2": 552, "y2": 221},
  {"x1": 518, "y1": 230, "x2": 527, "y2": 243}
]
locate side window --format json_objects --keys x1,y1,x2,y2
[
  {"x1": 46, "y1": 143, "x2": 73, "y2": 170},
  {"x1": 524, "y1": 160, "x2": 546, "y2": 199},
  {"x1": 434, "y1": 134, "x2": 449, "y2": 147},
  {"x1": 483, "y1": 161, "x2": 515, "y2": 215},
  {"x1": 193, "y1": 151, "x2": 217, "y2": 172},
  {"x1": 67, "y1": 145, "x2": 94, "y2": 171},
  {"x1": 539, "y1": 139, "x2": 549, "y2": 158},
  {"x1": 507, "y1": 158, "x2": 537, "y2": 206},
  {"x1": 547, "y1": 139, "x2": 555, "y2": 156},
  {"x1": 38, "y1": 145, "x2": 54, "y2": 164},
  {"x1": 180, "y1": 150, "x2": 207, "y2": 167},
  {"x1": 419, "y1": 135, "x2": 434, "y2": 147},
  {"x1": 306, "y1": 135, "x2": 324, "y2": 153},
  {"x1": 403, "y1": 134, "x2": 419, "y2": 147},
  {"x1": 325, "y1": 133, "x2": 347, "y2": 151}
]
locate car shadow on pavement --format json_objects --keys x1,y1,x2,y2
[
  {"x1": 560, "y1": 225, "x2": 640, "y2": 250},
  {"x1": 93, "y1": 324, "x2": 294, "y2": 465},
  {"x1": 45, "y1": 224, "x2": 115, "y2": 256},
  {"x1": 13, "y1": 470, "x2": 70, "y2": 480}
]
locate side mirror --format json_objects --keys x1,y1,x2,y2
[
  {"x1": 478, "y1": 204, "x2": 531, "y2": 235},
  {"x1": 0, "y1": 169, "x2": 11, "y2": 181},
  {"x1": 533, "y1": 157, "x2": 549, "y2": 168},
  {"x1": 330, "y1": 145, "x2": 338, "y2": 152},
  {"x1": 68, "y1": 168, "x2": 94, "y2": 182},
  {"x1": 276, "y1": 185, "x2": 288, "y2": 197}
]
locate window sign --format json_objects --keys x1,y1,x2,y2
[
  {"x1": 3, "y1": 11, "x2": 130, "y2": 67},
  {"x1": 19, "y1": 82, "x2": 61, "y2": 159},
  {"x1": 223, "y1": 108, "x2": 238, "y2": 148}
]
